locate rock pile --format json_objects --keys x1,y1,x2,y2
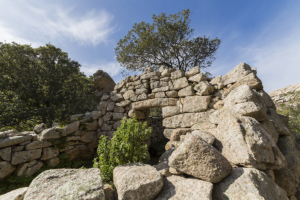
[
  {"x1": 1, "y1": 62, "x2": 300, "y2": 199},
  {"x1": 269, "y1": 82, "x2": 300, "y2": 107}
]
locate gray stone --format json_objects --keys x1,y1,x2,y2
[
  {"x1": 183, "y1": 96, "x2": 211, "y2": 113},
  {"x1": 130, "y1": 75, "x2": 139, "y2": 81},
  {"x1": 141, "y1": 71, "x2": 161, "y2": 79},
  {"x1": 171, "y1": 70, "x2": 185, "y2": 79},
  {"x1": 130, "y1": 95, "x2": 138, "y2": 101},
  {"x1": 39, "y1": 127, "x2": 61, "y2": 140},
  {"x1": 113, "y1": 113, "x2": 125, "y2": 120},
  {"x1": 33, "y1": 123, "x2": 47, "y2": 134},
  {"x1": 123, "y1": 90, "x2": 135, "y2": 100},
  {"x1": 150, "y1": 81, "x2": 160, "y2": 89},
  {"x1": 186, "y1": 66, "x2": 200, "y2": 78},
  {"x1": 80, "y1": 132, "x2": 97, "y2": 143},
  {"x1": 128, "y1": 109, "x2": 145, "y2": 119},
  {"x1": 66, "y1": 136, "x2": 80, "y2": 141},
  {"x1": 0, "y1": 161, "x2": 16, "y2": 179},
  {"x1": 194, "y1": 81, "x2": 214, "y2": 95},
  {"x1": 85, "y1": 120, "x2": 98, "y2": 131},
  {"x1": 114, "y1": 106, "x2": 125, "y2": 113},
  {"x1": 0, "y1": 147, "x2": 11, "y2": 161},
  {"x1": 166, "y1": 91, "x2": 178, "y2": 98},
  {"x1": 23, "y1": 161, "x2": 43, "y2": 177},
  {"x1": 162, "y1": 106, "x2": 181, "y2": 118},
  {"x1": 101, "y1": 124, "x2": 113, "y2": 131},
  {"x1": 153, "y1": 162, "x2": 171, "y2": 177},
  {"x1": 104, "y1": 184, "x2": 115, "y2": 200},
  {"x1": 188, "y1": 73, "x2": 207, "y2": 83},
  {"x1": 258, "y1": 90, "x2": 276, "y2": 109},
  {"x1": 111, "y1": 94, "x2": 123, "y2": 102},
  {"x1": 0, "y1": 135, "x2": 32, "y2": 149},
  {"x1": 178, "y1": 86, "x2": 194, "y2": 97},
  {"x1": 19, "y1": 140, "x2": 30, "y2": 146},
  {"x1": 161, "y1": 68, "x2": 176, "y2": 77},
  {"x1": 132, "y1": 98, "x2": 177, "y2": 110},
  {"x1": 0, "y1": 187, "x2": 28, "y2": 200},
  {"x1": 114, "y1": 80, "x2": 125, "y2": 90},
  {"x1": 159, "y1": 147, "x2": 176, "y2": 163},
  {"x1": 155, "y1": 176, "x2": 213, "y2": 200},
  {"x1": 0, "y1": 132, "x2": 5, "y2": 139},
  {"x1": 113, "y1": 163, "x2": 163, "y2": 200},
  {"x1": 41, "y1": 147, "x2": 59, "y2": 160},
  {"x1": 159, "y1": 81, "x2": 168, "y2": 87},
  {"x1": 107, "y1": 102, "x2": 115, "y2": 111},
  {"x1": 155, "y1": 92, "x2": 166, "y2": 98},
  {"x1": 152, "y1": 86, "x2": 169, "y2": 93},
  {"x1": 62, "y1": 121, "x2": 80, "y2": 136},
  {"x1": 191, "y1": 130, "x2": 215, "y2": 145},
  {"x1": 103, "y1": 112, "x2": 113, "y2": 121},
  {"x1": 213, "y1": 168, "x2": 289, "y2": 200},
  {"x1": 25, "y1": 141, "x2": 53, "y2": 150},
  {"x1": 12, "y1": 146, "x2": 24, "y2": 153},
  {"x1": 137, "y1": 93, "x2": 148, "y2": 101},
  {"x1": 45, "y1": 157, "x2": 60, "y2": 167},
  {"x1": 16, "y1": 163, "x2": 29, "y2": 176},
  {"x1": 169, "y1": 128, "x2": 192, "y2": 141},
  {"x1": 163, "y1": 112, "x2": 210, "y2": 128},
  {"x1": 11, "y1": 149, "x2": 42, "y2": 165},
  {"x1": 222, "y1": 62, "x2": 252, "y2": 85},
  {"x1": 24, "y1": 168, "x2": 105, "y2": 200},
  {"x1": 135, "y1": 88, "x2": 149, "y2": 95},
  {"x1": 209, "y1": 75, "x2": 223, "y2": 89},
  {"x1": 148, "y1": 93, "x2": 155, "y2": 99},
  {"x1": 101, "y1": 95, "x2": 110, "y2": 101},
  {"x1": 99, "y1": 101, "x2": 109, "y2": 112},
  {"x1": 173, "y1": 77, "x2": 189, "y2": 90},
  {"x1": 169, "y1": 134, "x2": 232, "y2": 183},
  {"x1": 65, "y1": 145, "x2": 94, "y2": 161},
  {"x1": 113, "y1": 120, "x2": 122, "y2": 129},
  {"x1": 74, "y1": 130, "x2": 87, "y2": 136},
  {"x1": 163, "y1": 129, "x2": 174, "y2": 139}
]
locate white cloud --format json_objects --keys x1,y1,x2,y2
[
  {"x1": 210, "y1": 2, "x2": 300, "y2": 93},
  {"x1": 0, "y1": 1, "x2": 115, "y2": 46}
]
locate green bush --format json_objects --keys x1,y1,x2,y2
[{"x1": 93, "y1": 114, "x2": 152, "y2": 183}]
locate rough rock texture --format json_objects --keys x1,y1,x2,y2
[
  {"x1": 213, "y1": 168, "x2": 289, "y2": 200},
  {"x1": 113, "y1": 163, "x2": 163, "y2": 200},
  {"x1": 163, "y1": 112, "x2": 210, "y2": 128},
  {"x1": 0, "y1": 161, "x2": 16, "y2": 179},
  {"x1": 11, "y1": 149, "x2": 42, "y2": 165},
  {"x1": 0, "y1": 135, "x2": 32, "y2": 149},
  {"x1": 0, "y1": 187, "x2": 28, "y2": 200},
  {"x1": 182, "y1": 96, "x2": 211, "y2": 113},
  {"x1": 155, "y1": 175, "x2": 213, "y2": 200},
  {"x1": 24, "y1": 168, "x2": 105, "y2": 200},
  {"x1": 169, "y1": 135, "x2": 232, "y2": 183},
  {"x1": 93, "y1": 70, "x2": 116, "y2": 98},
  {"x1": 269, "y1": 82, "x2": 300, "y2": 106}
]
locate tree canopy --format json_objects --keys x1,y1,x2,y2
[
  {"x1": 0, "y1": 42, "x2": 97, "y2": 130},
  {"x1": 115, "y1": 9, "x2": 221, "y2": 73}
]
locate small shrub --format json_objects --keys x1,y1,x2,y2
[{"x1": 93, "y1": 114, "x2": 152, "y2": 183}]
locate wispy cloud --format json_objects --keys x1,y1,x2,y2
[
  {"x1": 0, "y1": 1, "x2": 115, "y2": 46},
  {"x1": 210, "y1": 2, "x2": 300, "y2": 93}
]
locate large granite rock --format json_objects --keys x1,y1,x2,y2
[
  {"x1": 213, "y1": 168, "x2": 289, "y2": 200},
  {"x1": 24, "y1": 168, "x2": 105, "y2": 200},
  {"x1": 155, "y1": 175, "x2": 213, "y2": 200},
  {"x1": 113, "y1": 163, "x2": 163, "y2": 200},
  {"x1": 93, "y1": 70, "x2": 116, "y2": 97},
  {"x1": 163, "y1": 112, "x2": 210, "y2": 128},
  {"x1": 0, "y1": 187, "x2": 28, "y2": 200},
  {"x1": 169, "y1": 134, "x2": 232, "y2": 183}
]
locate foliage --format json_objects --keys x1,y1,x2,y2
[
  {"x1": 277, "y1": 91, "x2": 300, "y2": 135},
  {"x1": 115, "y1": 9, "x2": 221, "y2": 73},
  {"x1": 149, "y1": 107, "x2": 162, "y2": 117},
  {"x1": 0, "y1": 42, "x2": 98, "y2": 131},
  {"x1": 93, "y1": 114, "x2": 152, "y2": 183},
  {"x1": 0, "y1": 153, "x2": 89, "y2": 195}
]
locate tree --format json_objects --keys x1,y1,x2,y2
[
  {"x1": 93, "y1": 115, "x2": 152, "y2": 183},
  {"x1": 115, "y1": 9, "x2": 221, "y2": 73},
  {"x1": 0, "y1": 42, "x2": 97, "y2": 130}
]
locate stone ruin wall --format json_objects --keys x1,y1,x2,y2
[{"x1": 1, "y1": 62, "x2": 300, "y2": 198}]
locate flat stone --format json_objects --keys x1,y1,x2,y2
[
  {"x1": 0, "y1": 147, "x2": 11, "y2": 161},
  {"x1": 85, "y1": 120, "x2": 98, "y2": 131},
  {"x1": 178, "y1": 86, "x2": 194, "y2": 97},
  {"x1": 23, "y1": 161, "x2": 44, "y2": 177},
  {"x1": 186, "y1": 66, "x2": 200, "y2": 78},
  {"x1": 222, "y1": 62, "x2": 252, "y2": 85},
  {"x1": 113, "y1": 163, "x2": 163, "y2": 200},
  {"x1": 0, "y1": 187, "x2": 28, "y2": 200},
  {"x1": 113, "y1": 120, "x2": 122, "y2": 129},
  {"x1": 80, "y1": 132, "x2": 97, "y2": 143},
  {"x1": 113, "y1": 113, "x2": 125, "y2": 120},
  {"x1": 163, "y1": 112, "x2": 210, "y2": 128},
  {"x1": 107, "y1": 102, "x2": 115, "y2": 111},
  {"x1": 171, "y1": 70, "x2": 185, "y2": 79},
  {"x1": 0, "y1": 135, "x2": 32, "y2": 149},
  {"x1": 191, "y1": 130, "x2": 215, "y2": 145},
  {"x1": 194, "y1": 81, "x2": 214, "y2": 95},
  {"x1": 213, "y1": 168, "x2": 289, "y2": 200},
  {"x1": 155, "y1": 92, "x2": 166, "y2": 98},
  {"x1": 0, "y1": 132, "x2": 5, "y2": 138},
  {"x1": 137, "y1": 93, "x2": 148, "y2": 101},
  {"x1": 62, "y1": 121, "x2": 80, "y2": 136},
  {"x1": 169, "y1": 128, "x2": 192, "y2": 141},
  {"x1": 39, "y1": 128, "x2": 61, "y2": 140},
  {"x1": 101, "y1": 124, "x2": 112, "y2": 131},
  {"x1": 162, "y1": 106, "x2": 181, "y2": 118},
  {"x1": 141, "y1": 71, "x2": 161, "y2": 79},
  {"x1": 123, "y1": 90, "x2": 135, "y2": 100},
  {"x1": 0, "y1": 161, "x2": 16, "y2": 179},
  {"x1": 152, "y1": 86, "x2": 169, "y2": 93},
  {"x1": 33, "y1": 123, "x2": 47, "y2": 134},
  {"x1": 188, "y1": 73, "x2": 207, "y2": 83},
  {"x1": 66, "y1": 136, "x2": 80, "y2": 141},
  {"x1": 98, "y1": 101, "x2": 109, "y2": 112},
  {"x1": 91, "y1": 111, "x2": 102, "y2": 120},
  {"x1": 103, "y1": 112, "x2": 113, "y2": 121},
  {"x1": 169, "y1": 134, "x2": 232, "y2": 183},
  {"x1": 209, "y1": 75, "x2": 223, "y2": 89},
  {"x1": 150, "y1": 81, "x2": 160, "y2": 89},
  {"x1": 45, "y1": 157, "x2": 60, "y2": 167},
  {"x1": 65, "y1": 145, "x2": 94, "y2": 161},
  {"x1": 114, "y1": 106, "x2": 125, "y2": 113},
  {"x1": 166, "y1": 90, "x2": 178, "y2": 98},
  {"x1": 132, "y1": 98, "x2": 177, "y2": 110},
  {"x1": 173, "y1": 77, "x2": 189, "y2": 90},
  {"x1": 155, "y1": 175, "x2": 213, "y2": 200},
  {"x1": 12, "y1": 146, "x2": 24, "y2": 153},
  {"x1": 25, "y1": 141, "x2": 53, "y2": 150},
  {"x1": 135, "y1": 88, "x2": 149, "y2": 95},
  {"x1": 41, "y1": 147, "x2": 59, "y2": 160},
  {"x1": 24, "y1": 168, "x2": 105, "y2": 200},
  {"x1": 183, "y1": 96, "x2": 211, "y2": 112},
  {"x1": 74, "y1": 130, "x2": 87, "y2": 136},
  {"x1": 111, "y1": 94, "x2": 123, "y2": 102},
  {"x1": 11, "y1": 149, "x2": 42, "y2": 165},
  {"x1": 163, "y1": 129, "x2": 174, "y2": 139},
  {"x1": 114, "y1": 80, "x2": 125, "y2": 90}
]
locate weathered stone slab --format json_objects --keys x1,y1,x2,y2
[
  {"x1": 41, "y1": 147, "x2": 59, "y2": 160},
  {"x1": 23, "y1": 161, "x2": 44, "y2": 177},
  {"x1": 0, "y1": 187, "x2": 28, "y2": 200},
  {"x1": 0, "y1": 135, "x2": 32, "y2": 149},
  {"x1": 113, "y1": 113, "x2": 125, "y2": 120},
  {"x1": 99, "y1": 101, "x2": 109, "y2": 112},
  {"x1": 163, "y1": 112, "x2": 210, "y2": 128},
  {"x1": 162, "y1": 106, "x2": 181, "y2": 118},
  {"x1": 173, "y1": 77, "x2": 189, "y2": 90},
  {"x1": 188, "y1": 73, "x2": 206, "y2": 83},
  {"x1": 166, "y1": 90, "x2": 178, "y2": 98},
  {"x1": 65, "y1": 145, "x2": 94, "y2": 161},
  {"x1": 80, "y1": 132, "x2": 97, "y2": 143},
  {"x1": 169, "y1": 135, "x2": 232, "y2": 183},
  {"x1": 11, "y1": 149, "x2": 42, "y2": 165},
  {"x1": 194, "y1": 81, "x2": 214, "y2": 95},
  {"x1": 39, "y1": 128, "x2": 61, "y2": 140},
  {"x1": 169, "y1": 128, "x2": 192, "y2": 141},
  {"x1": 45, "y1": 157, "x2": 60, "y2": 167},
  {"x1": 132, "y1": 98, "x2": 177, "y2": 110},
  {"x1": 25, "y1": 141, "x2": 53, "y2": 150},
  {"x1": 24, "y1": 168, "x2": 105, "y2": 200},
  {"x1": 111, "y1": 94, "x2": 123, "y2": 102},
  {"x1": 0, "y1": 161, "x2": 16, "y2": 179},
  {"x1": 185, "y1": 66, "x2": 200, "y2": 78},
  {"x1": 128, "y1": 109, "x2": 145, "y2": 119},
  {"x1": 183, "y1": 96, "x2": 211, "y2": 113},
  {"x1": 141, "y1": 71, "x2": 161, "y2": 79},
  {"x1": 85, "y1": 120, "x2": 98, "y2": 131},
  {"x1": 155, "y1": 92, "x2": 166, "y2": 98},
  {"x1": 213, "y1": 168, "x2": 289, "y2": 200},
  {"x1": 155, "y1": 175, "x2": 213, "y2": 200},
  {"x1": 222, "y1": 62, "x2": 252, "y2": 85},
  {"x1": 62, "y1": 121, "x2": 80, "y2": 136},
  {"x1": 0, "y1": 147, "x2": 11, "y2": 161},
  {"x1": 113, "y1": 163, "x2": 163, "y2": 200},
  {"x1": 123, "y1": 90, "x2": 135, "y2": 100},
  {"x1": 33, "y1": 123, "x2": 47, "y2": 134},
  {"x1": 171, "y1": 70, "x2": 185, "y2": 79},
  {"x1": 191, "y1": 130, "x2": 215, "y2": 145},
  {"x1": 152, "y1": 86, "x2": 169, "y2": 93},
  {"x1": 178, "y1": 86, "x2": 194, "y2": 97}
]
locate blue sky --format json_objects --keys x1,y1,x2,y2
[{"x1": 0, "y1": 0, "x2": 299, "y2": 92}]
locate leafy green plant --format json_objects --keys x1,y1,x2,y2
[{"x1": 93, "y1": 114, "x2": 152, "y2": 183}]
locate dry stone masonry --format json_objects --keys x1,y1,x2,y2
[{"x1": 1, "y1": 62, "x2": 300, "y2": 200}]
